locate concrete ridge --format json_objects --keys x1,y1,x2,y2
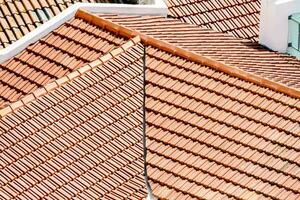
[
  {"x1": 0, "y1": 1, "x2": 167, "y2": 64},
  {"x1": 0, "y1": 36, "x2": 141, "y2": 117},
  {"x1": 75, "y1": 9, "x2": 300, "y2": 99}
]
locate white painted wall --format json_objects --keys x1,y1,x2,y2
[{"x1": 259, "y1": 0, "x2": 300, "y2": 52}]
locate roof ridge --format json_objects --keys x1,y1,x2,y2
[
  {"x1": 0, "y1": 36, "x2": 141, "y2": 118},
  {"x1": 75, "y1": 9, "x2": 300, "y2": 99},
  {"x1": 0, "y1": 1, "x2": 167, "y2": 64}
]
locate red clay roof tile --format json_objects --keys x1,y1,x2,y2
[
  {"x1": 0, "y1": 9, "x2": 299, "y2": 200},
  {"x1": 0, "y1": 35, "x2": 147, "y2": 199},
  {"x1": 101, "y1": 14, "x2": 300, "y2": 90},
  {"x1": 0, "y1": 17, "x2": 127, "y2": 108},
  {"x1": 143, "y1": 43, "x2": 300, "y2": 199},
  {"x1": 0, "y1": 0, "x2": 125, "y2": 48},
  {"x1": 166, "y1": 0, "x2": 261, "y2": 42}
]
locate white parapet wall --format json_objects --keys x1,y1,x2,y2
[
  {"x1": 0, "y1": 0, "x2": 168, "y2": 63},
  {"x1": 259, "y1": 0, "x2": 300, "y2": 52}
]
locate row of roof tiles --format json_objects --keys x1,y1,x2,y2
[
  {"x1": 167, "y1": 0, "x2": 261, "y2": 42},
  {"x1": 145, "y1": 46, "x2": 300, "y2": 199},
  {"x1": 0, "y1": 10, "x2": 299, "y2": 200},
  {"x1": 0, "y1": 11, "x2": 299, "y2": 111},
  {"x1": 0, "y1": 0, "x2": 124, "y2": 48},
  {"x1": 0, "y1": 34, "x2": 148, "y2": 199},
  {"x1": 0, "y1": 0, "x2": 299, "y2": 92},
  {"x1": 0, "y1": 0, "x2": 262, "y2": 48},
  {"x1": 100, "y1": 14, "x2": 300, "y2": 89},
  {"x1": 0, "y1": 17, "x2": 126, "y2": 108}
]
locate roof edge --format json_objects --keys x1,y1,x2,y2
[
  {"x1": 0, "y1": 1, "x2": 167, "y2": 64},
  {"x1": 0, "y1": 36, "x2": 141, "y2": 118},
  {"x1": 75, "y1": 9, "x2": 300, "y2": 99}
]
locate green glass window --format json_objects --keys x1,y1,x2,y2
[{"x1": 288, "y1": 13, "x2": 300, "y2": 58}]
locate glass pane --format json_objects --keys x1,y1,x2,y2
[
  {"x1": 291, "y1": 13, "x2": 300, "y2": 22},
  {"x1": 288, "y1": 13, "x2": 300, "y2": 58},
  {"x1": 288, "y1": 19, "x2": 299, "y2": 50}
]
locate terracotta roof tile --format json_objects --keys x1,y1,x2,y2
[
  {"x1": 0, "y1": 0, "x2": 125, "y2": 48},
  {"x1": 0, "y1": 17, "x2": 127, "y2": 108},
  {"x1": 0, "y1": 36, "x2": 147, "y2": 199},
  {"x1": 167, "y1": 0, "x2": 261, "y2": 42},
  {"x1": 101, "y1": 14, "x2": 300, "y2": 90},
  {"x1": 0, "y1": 10, "x2": 300, "y2": 200},
  {"x1": 144, "y1": 44, "x2": 300, "y2": 199}
]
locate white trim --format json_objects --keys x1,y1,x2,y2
[
  {"x1": 0, "y1": 0, "x2": 167, "y2": 63},
  {"x1": 259, "y1": 0, "x2": 300, "y2": 52}
]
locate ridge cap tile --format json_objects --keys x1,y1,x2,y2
[
  {"x1": 9, "y1": 100, "x2": 24, "y2": 111},
  {"x1": 89, "y1": 59, "x2": 103, "y2": 68},
  {"x1": 131, "y1": 35, "x2": 141, "y2": 44},
  {"x1": 21, "y1": 94, "x2": 35, "y2": 105},
  {"x1": 121, "y1": 40, "x2": 135, "y2": 51},
  {"x1": 99, "y1": 14, "x2": 300, "y2": 98},
  {"x1": 55, "y1": 76, "x2": 69, "y2": 86},
  {"x1": 67, "y1": 70, "x2": 80, "y2": 80},
  {"x1": 110, "y1": 47, "x2": 124, "y2": 57},
  {"x1": 100, "y1": 52, "x2": 113, "y2": 63},
  {"x1": 44, "y1": 81, "x2": 59, "y2": 92},
  {"x1": 33, "y1": 87, "x2": 47, "y2": 99},
  {"x1": 0, "y1": 25, "x2": 146, "y2": 198},
  {"x1": 0, "y1": 106, "x2": 12, "y2": 117},
  {"x1": 78, "y1": 64, "x2": 92, "y2": 74},
  {"x1": 77, "y1": 10, "x2": 300, "y2": 98},
  {"x1": 0, "y1": 34, "x2": 141, "y2": 118}
]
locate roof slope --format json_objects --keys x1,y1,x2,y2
[
  {"x1": 0, "y1": 37, "x2": 147, "y2": 199},
  {"x1": 167, "y1": 0, "x2": 261, "y2": 42},
  {"x1": 100, "y1": 14, "x2": 300, "y2": 89},
  {"x1": 0, "y1": 0, "x2": 261, "y2": 47},
  {"x1": 0, "y1": 0, "x2": 124, "y2": 48},
  {"x1": 81, "y1": 11, "x2": 300, "y2": 199},
  {"x1": 0, "y1": 9, "x2": 299, "y2": 200},
  {"x1": 145, "y1": 44, "x2": 300, "y2": 200},
  {"x1": 0, "y1": 17, "x2": 125, "y2": 108}
]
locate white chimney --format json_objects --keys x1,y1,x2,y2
[{"x1": 259, "y1": 0, "x2": 300, "y2": 52}]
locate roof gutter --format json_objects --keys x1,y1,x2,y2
[{"x1": 0, "y1": 0, "x2": 167, "y2": 64}]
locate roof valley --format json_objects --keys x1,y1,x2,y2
[{"x1": 0, "y1": 7, "x2": 299, "y2": 200}]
